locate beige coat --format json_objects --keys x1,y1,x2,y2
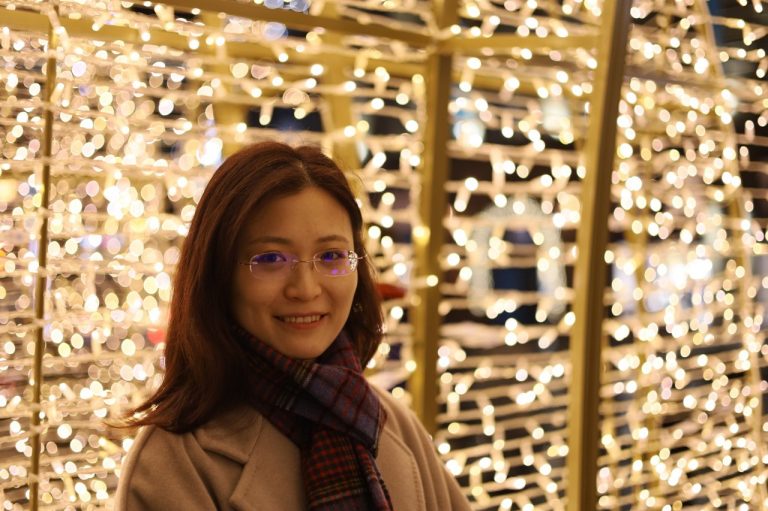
[{"x1": 115, "y1": 386, "x2": 472, "y2": 510}]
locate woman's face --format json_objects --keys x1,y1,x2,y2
[{"x1": 231, "y1": 187, "x2": 358, "y2": 359}]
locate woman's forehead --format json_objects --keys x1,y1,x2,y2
[{"x1": 239, "y1": 188, "x2": 354, "y2": 248}]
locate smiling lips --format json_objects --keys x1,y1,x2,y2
[{"x1": 278, "y1": 314, "x2": 325, "y2": 324}]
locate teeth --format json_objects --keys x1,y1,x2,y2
[{"x1": 281, "y1": 315, "x2": 322, "y2": 324}]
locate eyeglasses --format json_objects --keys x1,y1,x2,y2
[{"x1": 242, "y1": 249, "x2": 364, "y2": 279}]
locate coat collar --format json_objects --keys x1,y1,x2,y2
[{"x1": 193, "y1": 404, "x2": 264, "y2": 464}]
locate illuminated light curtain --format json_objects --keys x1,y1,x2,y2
[
  {"x1": 1, "y1": 0, "x2": 767, "y2": 510},
  {"x1": 0, "y1": 1, "x2": 426, "y2": 507},
  {"x1": 430, "y1": 1, "x2": 768, "y2": 510},
  {"x1": 435, "y1": 2, "x2": 610, "y2": 509},
  {"x1": 593, "y1": 2, "x2": 768, "y2": 509}
]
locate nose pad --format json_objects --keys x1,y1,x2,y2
[{"x1": 284, "y1": 261, "x2": 322, "y2": 300}]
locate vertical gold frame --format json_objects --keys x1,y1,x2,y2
[
  {"x1": 29, "y1": 6, "x2": 59, "y2": 510},
  {"x1": 409, "y1": 0, "x2": 457, "y2": 434},
  {"x1": 565, "y1": 2, "x2": 631, "y2": 510}
]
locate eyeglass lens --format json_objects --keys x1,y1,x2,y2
[{"x1": 249, "y1": 250, "x2": 358, "y2": 278}]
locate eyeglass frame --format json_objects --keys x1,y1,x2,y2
[{"x1": 239, "y1": 249, "x2": 366, "y2": 279}]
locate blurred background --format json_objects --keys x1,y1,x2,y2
[{"x1": 0, "y1": 0, "x2": 767, "y2": 509}]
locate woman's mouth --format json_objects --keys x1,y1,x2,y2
[{"x1": 277, "y1": 314, "x2": 325, "y2": 324}]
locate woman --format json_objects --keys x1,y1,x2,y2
[{"x1": 115, "y1": 141, "x2": 472, "y2": 510}]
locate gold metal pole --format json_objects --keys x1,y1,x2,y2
[
  {"x1": 565, "y1": 2, "x2": 630, "y2": 510},
  {"x1": 29, "y1": 5, "x2": 59, "y2": 510},
  {"x1": 409, "y1": 0, "x2": 457, "y2": 434}
]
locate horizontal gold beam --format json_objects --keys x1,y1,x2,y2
[
  {"x1": 1, "y1": 7, "x2": 188, "y2": 48},
  {"x1": 438, "y1": 33, "x2": 598, "y2": 54},
  {"x1": 0, "y1": 8, "x2": 42, "y2": 32}
]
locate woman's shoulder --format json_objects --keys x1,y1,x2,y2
[
  {"x1": 115, "y1": 406, "x2": 265, "y2": 511},
  {"x1": 370, "y1": 383, "x2": 473, "y2": 511},
  {"x1": 124, "y1": 404, "x2": 264, "y2": 466},
  {"x1": 371, "y1": 384, "x2": 412, "y2": 420},
  {"x1": 370, "y1": 383, "x2": 432, "y2": 444}
]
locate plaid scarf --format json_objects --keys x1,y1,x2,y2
[{"x1": 234, "y1": 326, "x2": 393, "y2": 511}]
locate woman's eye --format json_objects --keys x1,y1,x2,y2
[
  {"x1": 253, "y1": 252, "x2": 287, "y2": 264},
  {"x1": 318, "y1": 250, "x2": 347, "y2": 262}
]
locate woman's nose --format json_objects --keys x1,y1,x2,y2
[{"x1": 283, "y1": 261, "x2": 322, "y2": 300}]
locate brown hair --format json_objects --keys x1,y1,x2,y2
[{"x1": 128, "y1": 141, "x2": 383, "y2": 432}]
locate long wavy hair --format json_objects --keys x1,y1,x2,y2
[{"x1": 126, "y1": 141, "x2": 383, "y2": 432}]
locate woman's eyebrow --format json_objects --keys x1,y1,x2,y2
[
  {"x1": 246, "y1": 234, "x2": 350, "y2": 246},
  {"x1": 247, "y1": 235, "x2": 291, "y2": 245},
  {"x1": 316, "y1": 234, "x2": 350, "y2": 244}
]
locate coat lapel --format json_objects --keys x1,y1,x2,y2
[
  {"x1": 228, "y1": 414, "x2": 306, "y2": 510},
  {"x1": 377, "y1": 426, "x2": 426, "y2": 510},
  {"x1": 193, "y1": 405, "x2": 262, "y2": 464}
]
